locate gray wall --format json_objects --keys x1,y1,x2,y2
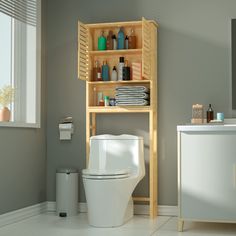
[
  {"x1": 46, "y1": 0, "x2": 236, "y2": 206},
  {"x1": 0, "y1": 1, "x2": 47, "y2": 214}
]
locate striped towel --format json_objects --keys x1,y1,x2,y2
[
  {"x1": 115, "y1": 86, "x2": 150, "y2": 93},
  {"x1": 115, "y1": 92, "x2": 149, "y2": 99},
  {"x1": 116, "y1": 98, "x2": 149, "y2": 106}
]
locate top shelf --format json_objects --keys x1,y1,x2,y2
[{"x1": 86, "y1": 20, "x2": 158, "y2": 29}]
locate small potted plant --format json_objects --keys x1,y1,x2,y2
[{"x1": 0, "y1": 85, "x2": 14, "y2": 122}]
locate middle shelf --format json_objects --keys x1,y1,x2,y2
[
  {"x1": 87, "y1": 80, "x2": 149, "y2": 85},
  {"x1": 87, "y1": 80, "x2": 151, "y2": 107}
]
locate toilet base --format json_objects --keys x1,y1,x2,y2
[
  {"x1": 123, "y1": 198, "x2": 134, "y2": 225},
  {"x1": 83, "y1": 177, "x2": 137, "y2": 227},
  {"x1": 89, "y1": 198, "x2": 133, "y2": 228}
]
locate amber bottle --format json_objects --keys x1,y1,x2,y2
[{"x1": 206, "y1": 104, "x2": 214, "y2": 123}]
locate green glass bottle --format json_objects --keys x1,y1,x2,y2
[{"x1": 98, "y1": 31, "x2": 106, "y2": 50}]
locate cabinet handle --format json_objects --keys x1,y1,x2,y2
[{"x1": 234, "y1": 164, "x2": 236, "y2": 188}]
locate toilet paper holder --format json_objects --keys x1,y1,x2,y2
[{"x1": 59, "y1": 117, "x2": 74, "y2": 140}]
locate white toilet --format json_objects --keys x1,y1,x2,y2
[{"x1": 82, "y1": 134, "x2": 145, "y2": 227}]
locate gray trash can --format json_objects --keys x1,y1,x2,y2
[{"x1": 56, "y1": 168, "x2": 78, "y2": 217}]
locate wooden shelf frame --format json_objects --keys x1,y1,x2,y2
[{"x1": 78, "y1": 17, "x2": 158, "y2": 218}]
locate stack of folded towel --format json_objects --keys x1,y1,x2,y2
[{"x1": 115, "y1": 86, "x2": 150, "y2": 106}]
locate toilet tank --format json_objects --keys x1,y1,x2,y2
[{"x1": 88, "y1": 134, "x2": 144, "y2": 175}]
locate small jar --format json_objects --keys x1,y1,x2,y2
[
  {"x1": 99, "y1": 99, "x2": 104, "y2": 106},
  {"x1": 104, "y1": 96, "x2": 110, "y2": 106},
  {"x1": 109, "y1": 98, "x2": 116, "y2": 106}
]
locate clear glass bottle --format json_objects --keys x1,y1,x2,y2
[
  {"x1": 128, "y1": 29, "x2": 136, "y2": 49},
  {"x1": 93, "y1": 60, "x2": 101, "y2": 81},
  {"x1": 206, "y1": 104, "x2": 214, "y2": 123}
]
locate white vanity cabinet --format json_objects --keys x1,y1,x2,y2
[{"x1": 177, "y1": 125, "x2": 236, "y2": 231}]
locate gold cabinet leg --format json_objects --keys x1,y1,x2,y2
[
  {"x1": 178, "y1": 219, "x2": 184, "y2": 232},
  {"x1": 149, "y1": 110, "x2": 157, "y2": 218}
]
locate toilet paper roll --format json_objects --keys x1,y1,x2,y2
[{"x1": 60, "y1": 131, "x2": 71, "y2": 140}]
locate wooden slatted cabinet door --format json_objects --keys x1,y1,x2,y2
[
  {"x1": 142, "y1": 17, "x2": 152, "y2": 80},
  {"x1": 78, "y1": 21, "x2": 89, "y2": 80}
]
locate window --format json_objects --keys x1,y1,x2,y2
[{"x1": 0, "y1": 0, "x2": 41, "y2": 127}]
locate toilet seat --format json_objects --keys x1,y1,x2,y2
[{"x1": 82, "y1": 169, "x2": 130, "y2": 179}]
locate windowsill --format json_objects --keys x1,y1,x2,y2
[{"x1": 0, "y1": 121, "x2": 40, "y2": 128}]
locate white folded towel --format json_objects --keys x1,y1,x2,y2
[
  {"x1": 115, "y1": 86, "x2": 150, "y2": 93},
  {"x1": 116, "y1": 98, "x2": 149, "y2": 106},
  {"x1": 115, "y1": 92, "x2": 149, "y2": 99}
]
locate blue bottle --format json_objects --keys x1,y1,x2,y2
[
  {"x1": 102, "y1": 61, "x2": 109, "y2": 81},
  {"x1": 117, "y1": 27, "x2": 125, "y2": 50}
]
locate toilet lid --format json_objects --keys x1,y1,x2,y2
[{"x1": 82, "y1": 169, "x2": 130, "y2": 179}]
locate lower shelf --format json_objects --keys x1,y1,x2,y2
[{"x1": 87, "y1": 106, "x2": 151, "y2": 113}]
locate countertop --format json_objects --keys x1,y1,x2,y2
[{"x1": 177, "y1": 119, "x2": 236, "y2": 132}]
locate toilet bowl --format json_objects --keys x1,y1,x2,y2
[{"x1": 82, "y1": 134, "x2": 145, "y2": 227}]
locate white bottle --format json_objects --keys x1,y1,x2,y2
[
  {"x1": 118, "y1": 57, "x2": 125, "y2": 81},
  {"x1": 111, "y1": 66, "x2": 118, "y2": 81}
]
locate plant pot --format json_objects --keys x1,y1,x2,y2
[{"x1": 0, "y1": 107, "x2": 11, "y2": 122}]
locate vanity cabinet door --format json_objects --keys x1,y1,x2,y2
[{"x1": 179, "y1": 131, "x2": 236, "y2": 221}]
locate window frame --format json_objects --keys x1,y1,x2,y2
[{"x1": 0, "y1": 0, "x2": 41, "y2": 128}]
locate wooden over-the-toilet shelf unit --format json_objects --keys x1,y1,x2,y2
[{"x1": 78, "y1": 17, "x2": 158, "y2": 218}]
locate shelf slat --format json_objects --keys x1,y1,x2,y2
[
  {"x1": 87, "y1": 21, "x2": 142, "y2": 29},
  {"x1": 88, "y1": 106, "x2": 151, "y2": 113},
  {"x1": 88, "y1": 80, "x2": 150, "y2": 85},
  {"x1": 89, "y1": 48, "x2": 142, "y2": 56},
  {"x1": 133, "y1": 197, "x2": 150, "y2": 202},
  {"x1": 86, "y1": 20, "x2": 158, "y2": 29}
]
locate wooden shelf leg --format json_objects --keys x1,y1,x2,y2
[
  {"x1": 91, "y1": 113, "x2": 96, "y2": 136},
  {"x1": 149, "y1": 110, "x2": 157, "y2": 218},
  {"x1": 178, "y1": 219, "x2": 184, "y2": 232},
  {"x1": 86, "y1": 112, "x2": 90, "y2": 167},
  {"x1": 86, "y1": 112, "x2": 97, "y2": 167}
]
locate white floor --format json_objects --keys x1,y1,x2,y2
[{"x1": 0, "y1": 213, "x2": 236, "y2": 236}]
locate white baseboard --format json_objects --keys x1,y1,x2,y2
[
  {"x1": 47, "y1": 201, "x2": 178, "y2": 216},
  {"x1": 0, "y1": 202, "x2": 47, "y2": 228},
  {"x1": 46, "y1": 201, "x2": 88, "y2": 213},
  {"x1": 134, "y1": 204, "x2": 177, "y2": 216},
  {"x1": 158, "y1": 205, "x2": 178, "y2": 216},
  {"x1": 0, "y1": 202, "x2": 177, "y2": 228}
]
